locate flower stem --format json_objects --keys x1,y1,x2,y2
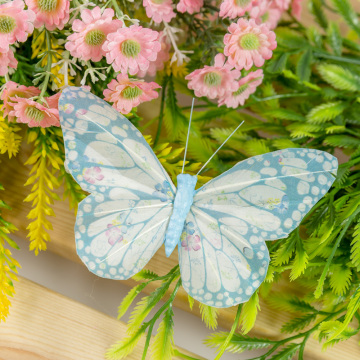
[
  {"x1": 39, "y1": 30, "x2": 52, "y2": 100},
  {"x1": 111, "y1": 0, "x2": 123, "y2": 17},
  {"x1": 154, "y1": 75, "x2": 168, "y2": 146}
]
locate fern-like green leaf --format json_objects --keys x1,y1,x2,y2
[
  {"x1": 199, "y1": 303, "x2": 218, "y2": 330},
  {"x1": 239, "y1": 292, "x2": 260, "y2": 334},
  {"x1": 267, "y1": 296, "x2": 316, "y2": 314},
  {"x1": 281, "y1": 313, "x2": 317, "y2": 334},
  {"x1": 330, "y1": 0, "x2": 360, "y2": 36},
  {"x1": 309, "y1": 0, "x2": 328, "y2": 28},
  {"x1": 131, "y1": 269, "x2": 159, "y2": 282},
  {"x1": 307, "y1": 102, "x2": 346, "y2": 123},
  {"x1": 296, "y1": 50, "x2": 313, "y2": 82},
  {"x1": 269, "y1": 344, "x2": 300, "y2": 360},
  {"x1": 327, "y1": 23, "x2": 342, "y2": 56},
  {"x1": 318, "y1": 64, "x2": 360, "y2": 92},
  {"x1": 205, "y1": 333, "x2": 275, "y2": 353},
  {"x1": 350, "y1": 219, "x2": 360, "y2": 270},
  {"x1": 272, "y1": 234, "x2": 297, "y2": 266},
  {"x1": 117, "y1": 283, "x2": 147, "y2": 320},
  {"x1": 324, "y1": 135, "x2": 360, "y2": 148},
  {"x1": 151, "y1": 306, "x2": 174, "y2": 360},
  {"x1": 264, "y1": 109, "x2": 306, "y2": 122},
  {"x1": 289, "y1": 238, "x2": 309, "y2": 281},
  {"x1": 329, "y1": 265, "x2": 352, "y2": 296}
]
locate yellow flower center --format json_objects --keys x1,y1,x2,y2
[
  {"x1": 121, "y1": 39, "x2": 141, "y2": 58},
  {"x1": 203, "y1": 72, "x2": 222, "y2": 86},
  {"x1": 233, "y1": 84, "x2": 249, "y2": 96},
  {"x1": 0, "y1": 16, "x2": 16, "y2": 34},
  {"x1": 235, "y1": 0, "x2": 251, "y2": 6},
  {"x1": 85, "y1": 29, "x2": 106, "y2": 46},
  {"x1": 121, "y1": 86, "x2": 142, "y2": 99},
  {"x1": 25, "y1": 106, "x2": 45, "y2": 122},
  {"x1": 239, "y1": 33, "x2": 260, "y2": 50},
  {"x1": 38, "y1": 0, "x2": 58, "y2": 12}
]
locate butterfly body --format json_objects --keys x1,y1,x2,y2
[
  {"x1": 59, "y1": 87, "x2": 338, "y2": 308},
  {"x1": 165, "y1": 174, "x2": 197, "y2": 257}
]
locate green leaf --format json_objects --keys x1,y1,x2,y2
[
  {"x1": 281, "y1": 313, "x2": 318, "y2": 333},
  {"x1": 289, "y1": 238, "x2": 308, "y2": 281},
  {"x1": 309, "y1": 0, "x2": 328, "y2": 28},
  {"x1": 205, "y1": 333, "x2": 275, "y2": 353},
  {"x1": 296, "y1": 50, "x2": 313, "y2": 82},
  {"x1": 307, "y1": 102, "x2": 346, "y2": 123},
  {"x1": 264, "y1": 109, "x2": 306, "y2": 122},
  {"x1": 272, "y1": 234, "x2": 297, "y2": 266},
  {"x1": 188, "y1": 295, "x2": 194, "y2": 310},
  {"x1": 318, "y1": 64, "x2": 360, "y2": 92},
  {"x1": 350, "y1": 219, "x2": 360, "y2": 270},
  {"x1": 330, "y1": 0, "x2": 360, "y2": 36},
  {"x1": 324, "y1": 135, "x2": 360, "y2": 148},
  {"x1": 267, "y1": 53, "x2": 289, "y2": 73},
  {"x1": 269, "y1": 344, "x2": 300, "y2": 360},
  {"x1": 132, "y1": 269, "x2": 159, "y2": 282},
  {"x1": 275, "y1": 28, "x2": 309, "y2": 49},
  {"x1": 329, "y1": 264, "x2": 352, "y2": 296},
  {"x1": 151, "y1": 306, "x2": 174, "y2": 360},
  {"x1": 239, "y1": 292, "x2": 260, "y2": 334},
  {"x1": 117, "y1": 283, "x2": 147, "y2": 320},
  {"x1": 267, "y1": 296, "x2": 316, "y2": 314},
  {"x1": 199, "y1": 303, "x2": 218, "y2": 330},
  {"x1": 327, "y1": 23, "x2": 342, "y2": 56}
]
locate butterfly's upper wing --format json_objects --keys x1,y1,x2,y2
[
  {"x1": 59, "y1": 87, "x2": 175, "y2": 279},
  {"x1": 179, "y1": 149, "x2": 338, "y2": 307}
]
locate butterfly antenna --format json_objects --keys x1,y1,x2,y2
[
  {"x1": 196, "y1": 120, "x2": 245, "y2": 175},
  {"x1": 182, "y1": 98, "x2": 195, "y2": 174}
]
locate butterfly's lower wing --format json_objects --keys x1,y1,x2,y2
[
  {"x1": 76, "y1": 190, "x2": 172, "y2": 279},
  {"x1": 179, "y1": 149, "x2": 338, "y2": 307},
  {"x1": 59, "y1": 87, "x2": 175, "y2": 278}
]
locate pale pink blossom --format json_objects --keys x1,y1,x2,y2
[
  {"x1": 143, "y1": 0, "x2": 175, "y2": 24},
  {"x1": 1, "y1": 81, "x2": 40, "y2": 121},
  {"x1": 103, "y1": 73, "x2": 161, "y2": 114},
  {"x1": 25, "y1": 0, "x2": 70, "y2": 31},
  {"x1": 272, "y1": 0, "x2": 291, "y2": 11},
  {"x1": 219, "y1": 0, "x2": 257, "y2": 19},
  {"x1": 65, "y1": 7, "x2": 122, "y2": 62},
  {"x1": 103, "y1": 25, "x2": 161, "y2": 76},
  {"x1": 181, "y1": 235, "x2": 201, "y2": 251},
  {"x1": 291, "y1": 0, "x2": 303, "y2": 20},
  {"x1": 0, "y1": 0, "x2": 35, "y2": 52},
  {"x1": 0, "y1": 49, "x2": 17, "y2": 76},
  {"x1": 84, "y1": 167, "x2": 104, "y2": 184},
  {"x1": 218, "y1": 69, "x2": 263, "y2": 108},
  {"x1": 256, "y1": 5, "x2": 283, "y2": 30},
  {"x1": 185, "y1": 53, "x2": 240, "y2": 99},
  {"x1": 177, "y1": 0, "x2": 203, "y2": 14},
  {"x1": 224, "y1": 18, "x2": 277, "y2": 71},
  {"x1": 137, "y1": 32, "x2": 170, "y2": 77},
  {"x1": 10, "y1": 98, "x2": 60, "y2": 127}
]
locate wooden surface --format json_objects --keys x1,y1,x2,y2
[{"x1": 0, "y1": 277, "x2": 202, "y2": 360}]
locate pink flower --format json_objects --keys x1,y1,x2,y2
[
  {"x1": 1, "y1": 81, "x2": 41, "y2": 121},
  {"x1": 291, "y1": 0, "x2": 303, "y2": 20},
  {"x1": 83, "y1": 167, "x2": 104, "y2": 184},
  {"x1": 0, "y1": 0, "x2": 35, "y2": 52},
  {"x1": 255, "y1": 5, "x2": 283, "y2": 30},
  {"x1": 177, "y1": 0, "x2": 203, "y2": 14},
  {"x1": 137, "y1": 32, "x2": 170, "y2": 77},
  {"x1": 10, "y1": 98, "x2": 60, "y2": 128},
  {"x1": 219, "y1": 0, "x2": 257, "y2": 19},
  {"x1": 272, "y1": 0, "x2": 291, "y2": 11},
  {"x1": 65, "y1": 7, "x2": 122, "y2": 62},
  {"x1": 0, "y1": 49, "x2": 17, "y2": 76},
  {"x1": 25, "y1": 0, "x2": 70, "y2": 31},
  {"x1": 249, "y1": 0, "x2": 284, "y2": 29},
  {"x1": 105, "y1": 224, "x2": 123, "y2": 246},
  {"x1": 181, "y1": 235, "x2": 201, "y2": 251},
  {"x1": 224, "y1": 18, "x2": 277, "y2": 71},
  {"x1": 185, "y1": 53, "x2": 240, "y2": 99},
  {"x1": 218, "y1": 69, "x2": 263, "y2": 108},
  {"x1": 103, "y1": 74, "x2": 161, "y2": 115},
  {"x1": 143, "y1": 0, "x2": 175, "y2": 24},
  {"x1": 103, "y1": 25, "x2": 161, "y2": 76}
]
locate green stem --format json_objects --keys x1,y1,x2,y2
[
  {"x1": 111, "y1": 0, "x2": 123, "y2": 17},
  {"x1": 154, "y1": 75, "x2": 168, "y2": 146},
  {"x1": 315, "y1": 206, "x2": 360, "y2": 298},
  {"x1": 173, "y1": 349, "x2": 203, "y2": 360},
  {"x1": 213, "y1": 304, "x2": 243, "y2": 360},
  {"x1": 314, "y1": 52, "x2": 360, "y2": 65},
  {"x1": 39, "y1": 30, "x2": 52, "y2": 100}
]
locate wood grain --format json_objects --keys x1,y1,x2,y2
[{"x1": 0, "y1": 277, "x2": 203, "y2": 360}]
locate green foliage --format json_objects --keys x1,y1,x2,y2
[
  {"x1": 239, "y1": 292, "x2": 260, "y2": 334},
  {"x1": 199, "y1": 303, "x2": 219, "y2": 330}
]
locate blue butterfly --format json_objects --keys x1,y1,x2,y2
[{"x1": 59, "y1": 87, "x2": 338, "y2": 308}]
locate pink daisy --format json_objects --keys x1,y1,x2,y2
[
  {"x1": 137, "y1": 31, "x2": 171, "y2": 77},
  {"x1": 10, "y1": 98, "x2": 60, "y2": 128},
  {"x1": 218, "y1": 69, "x2": 263, "y2": 108},
  {"x1": 143, "y1": 0, "x2": 175, "y2": 24},
  {"x1": 224, "y1": 18, "x2": 277, "y2": 71},
  {"x1": 103, "y1": 74, "x2": 161, "y2": 115},
  {"x1": 291, "y1": 0, "x2": 303, "y2": 20},
  {"x1": 177, "y1": 0, "x2": 203, "y2": 14},
  {"x1": 0, "y1": 0, "x2": 35, "y2": 52},
  {"x1": 185, "y1": 53, "x2": 240, "y2": 99},
  {"x1": 0, "y1": 49, "x2": 18, "y2": 76},
  {"x1": 103, "y1": 25, "x2": 161, "y2": 76},
  {"x1": 219, "y1": 0, "x2": 257, "y2": 19},
  {"x1": 65, "y1": 7, "x2": 122, "y2": 62},
  {"x1": 255, "y1": 4, "x2": 283, "y2": 30},
  {"x1": 1, "y1": 81, "x2": 41, "y2": 121},
  {"x1": 272, "y1": 0, "x2": 291, "y2": 11},
  {"x1": 25, "y1": 0, "x2": 70, "y2": 31}
]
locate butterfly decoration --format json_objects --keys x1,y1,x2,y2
[{"x1": 59, "y1": 87, "x2": 338, "y2": 308}]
